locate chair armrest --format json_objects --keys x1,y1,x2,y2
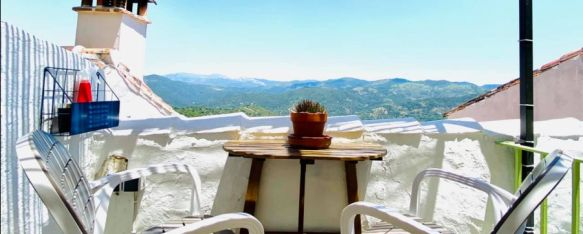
[
  {"x1": 90, "y1": 163, "x2": 202, "y2": 234},
  {"x1": 410, "y1": 168, "x2": 516, "y2": 222},
  {"x1": 166, "y1": 213, "x2": 264, "y2": 234},
  {"x1": 341, "y1": 202, "x2": 438, "y2": 234}
]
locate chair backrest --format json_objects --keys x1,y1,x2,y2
[
  {"x1": 16, "y1": 130, "x2": 95, "y2": 234},
  {"x1": 493, "y1": 150, "x2": 572, "y2": 233}
]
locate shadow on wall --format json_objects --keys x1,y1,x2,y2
[
  {"x1": 363, "y1": 127, "x2": 514, "y2": 233},
  {"x1": 80, "y1": 127, "x2": 236, "y2": 232},
  {"x1": 421, "y1": 118, "x2": 484, "y2": 134}
]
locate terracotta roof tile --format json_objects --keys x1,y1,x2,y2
[
  {"x1": 444, "y1": 47, "x2": 582, "y2": 117},
  {"x1": 560, "y1": 48, "x2": 583, "y2": 62},
  {"x1": 540, "y1": 58, "x2": 561, "y2": 71}
]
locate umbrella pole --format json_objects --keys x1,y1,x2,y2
[{"x1": 519, "y1": 0, "x2": 535, "y2": 233}]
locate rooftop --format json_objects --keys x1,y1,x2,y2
[{"x1": 443, "y1": 47, "x2": 583, "y2": 117}]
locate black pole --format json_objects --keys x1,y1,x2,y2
[{"x1": 519, "y1": 0, "x2": 535, "y2": 233}]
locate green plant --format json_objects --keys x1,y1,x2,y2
[{"x1": 292, "y1": 99, "x2": 326, "y2": 113}]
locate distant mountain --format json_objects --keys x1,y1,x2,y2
[
  {"x1": 164, "y1": 73, "x2": 286, "y2": 89},
  {"x1": 481, "y1": 84, "x2": 500, "y2": 91},
  {"x1": 144, "y1": 73, "x2": 498, "y2": 121}
]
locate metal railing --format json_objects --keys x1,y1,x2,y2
[{"x1": 498, "y1": 141, "x2": 581, "y2": 234}]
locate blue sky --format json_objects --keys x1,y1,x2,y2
[{"x1": 2, "y1": 1, "x2": 581, "y2": 84}]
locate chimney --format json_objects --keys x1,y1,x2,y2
[{"x1": 73, "y1": 0, "x2": 156, "y2": 78}]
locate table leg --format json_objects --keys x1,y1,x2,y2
[
  {"x1": 345, "y1": 161, "x2": 361, "y2": 234},
  {"x1": 298, "y1": 159, "x2": 314, "y2": 234},
  {"x1": 242, "y1": 158, "x2": 265, "y2": 234}
]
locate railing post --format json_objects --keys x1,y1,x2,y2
[
  {"x1": 540, "y1": 153, "x2": 549, "y2": 234},
  {"x1": 515, "y1": 150, "x2": 523, "y2": 192},
  {"x1": 515, "y1": 149, "x2": 547, "y2": 234},
  {"x1": 498, "y1": 141, "x2": 553, "y2": 234},
  {"x1": 573, "y1": 160, "x2": 581, "y2": 234}
]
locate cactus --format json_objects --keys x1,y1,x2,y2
[{"x1": 292, "y1": 99, "x2": 326, "y2": 113}]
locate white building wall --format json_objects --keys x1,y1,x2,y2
[
  {"x1": 75, "y1": 12, "x2": 148, "y2": 78},
  {"x1": 1, "y1": 21, "x2": 95, "y2": 234},
  {"x1": 533, "y1": 57, "x2": 583, "y2": 120},
  {"x1": 447, "y1": 54, "x2": 583, "y2": 121},
  {"x1": 0, "y1": 21, "x2": 165, "y2": 234},
  {"x1": 75, "y1": 13, "x2": 123, "y2": 49},
  {"x1": 117, "y1": 15, "x2": 147, "y2": 78}
]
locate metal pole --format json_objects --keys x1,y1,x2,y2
[{"x1": 519, "y1": 0, "x2": 535, "y2": 233}]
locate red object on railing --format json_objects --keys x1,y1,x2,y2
[{"x1": 74, "y1": 80, "x2": 93, "y2": 103}]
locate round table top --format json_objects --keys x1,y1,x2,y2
[{"x1": 223, "y1": 140, "x2": 387, "y2": 161}]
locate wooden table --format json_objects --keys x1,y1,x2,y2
[{"x1": 223, "y1": 140, "x2": 387, "y2": 234}]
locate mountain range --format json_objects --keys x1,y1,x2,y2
[{"x1": 144, "y1": 73, "x2": 498, "y2": 121}]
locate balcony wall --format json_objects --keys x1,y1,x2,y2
[{"x1": 82, "y1": 115, "x2": 581, "y2": 233}]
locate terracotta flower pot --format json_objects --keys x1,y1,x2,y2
[{"x1": 290, "y1": 111, "x2": 328, "y2": 137}]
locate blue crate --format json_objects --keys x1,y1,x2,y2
[{"x1": 70, "y1": 101, "x2": 120, "y2": 135}]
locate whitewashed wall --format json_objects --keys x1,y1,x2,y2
[
  {"x1": 0, "y1": 21, "x2": 95, "y2": 234},
  {"x1": 89, "y1": 116, "x2": 581, "y2": 233},
  {"x1": 75, "y1": 12, "x2": 148, "y2": 78}
]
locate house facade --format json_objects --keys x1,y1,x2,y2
[{"x1": 445, "y1": 48, "x2": 583, "y2": 121}]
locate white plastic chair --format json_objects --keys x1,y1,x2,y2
[
  {"x1": 341, "y1": 150, "x2": 573, "y2": 234},
  {"x1": 16, "y1": 130, "x2": 264, "y2": 234}
]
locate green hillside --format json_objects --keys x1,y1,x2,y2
[
  {"x1": 175, "y1": 105, "x2": 274, "y2": 117},
  {"x1": 145, "y1": 74, "x2": 494, "y2": 121}
]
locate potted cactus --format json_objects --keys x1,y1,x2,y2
[
  {"x1": 288, "y1": 100, "x2": 331, "y2": 149},
  {"x1": 290, "y1": 99, "x2": 327, "y2": 137}
]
